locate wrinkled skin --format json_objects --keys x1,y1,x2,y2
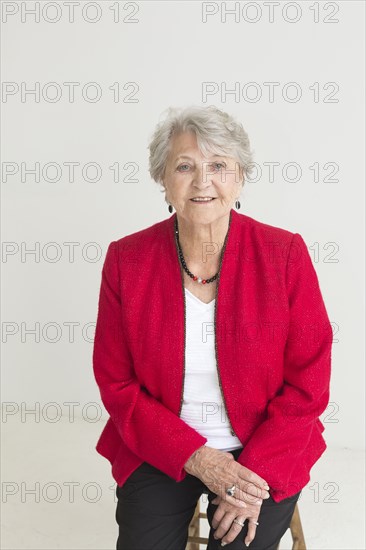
[
  {"x1": 184, "y1": 445, "x2": 270, "y2": 546},
  {"x1": 210, "y1": 493, "x2": 262, "y2": 546}
]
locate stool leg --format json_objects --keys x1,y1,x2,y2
[
  {"x1": 187, "y1": 501, "x2": 200, "y2": 550},
  {"x1": 290, "y1": 503, "x2": 306, "y2": 550}
]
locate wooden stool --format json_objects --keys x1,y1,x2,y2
[{"x1": 187, "y1": 500, "x2": 306, "y2": 550}]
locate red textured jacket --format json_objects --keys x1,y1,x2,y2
[{"x1": 92, "y1": 209, "x2": 333, "y2": 503}]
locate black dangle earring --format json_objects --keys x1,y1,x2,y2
[
  {"x1": 235, "y1": 200, "x2": 241, "y2": 210},
  {"x1": 168, "y1": 203, "x2": 173, "y2": 213}
]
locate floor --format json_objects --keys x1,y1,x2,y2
[{"x1": 2, "y1": 415, "x2": 365, "y2": 549}]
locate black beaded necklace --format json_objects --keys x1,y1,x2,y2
[{"x1": 174, "y1": 216, "x2": 219, "y2": 285}]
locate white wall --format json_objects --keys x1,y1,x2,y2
[{"x1": 2, "y1": 1, "x2": 364, "y2": 456}]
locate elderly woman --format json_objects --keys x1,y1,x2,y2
[{"x1": 93, "y1": 105, "x2": 332, "y2": 550}]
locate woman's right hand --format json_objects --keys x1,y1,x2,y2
[{"x1": 184, "y1": 445, "x2": 270, "y2": 508}]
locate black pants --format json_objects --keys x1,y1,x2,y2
[{"x1": 115, "y1": 447, "x2": 302, "y2": 550}]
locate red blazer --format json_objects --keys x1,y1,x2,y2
[{"x1": 93, "y1": 209, "x2": 333, "y2": 503}]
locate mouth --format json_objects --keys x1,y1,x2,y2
[{"x1": 190, "y1": 197, "x2": 217, "y2": 203}]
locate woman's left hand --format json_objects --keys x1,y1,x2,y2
[{"x1": 210, "y1": 494, "x2": 262, "y2": 547}]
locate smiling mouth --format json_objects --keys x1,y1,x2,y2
[{"x1": 190, "y1": 197, "x2": 217, "y2": 202}]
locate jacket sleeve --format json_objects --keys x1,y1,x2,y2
[
  {"x1": 92, "y1": 241, "x2": 207, "y2": 482},
  {"x1": 236, "y1": 232, "x2": 333, "y2": 500}
]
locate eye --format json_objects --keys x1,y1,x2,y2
[
  {"x1": 208, "y1": 162, "x2": 226, "y2": 171},
  {"x1": 177, "y1": 164, "x2": 190, "y2": 172}
]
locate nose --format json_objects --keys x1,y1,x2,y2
[{"x1": 192, "y1": 162, "x2": 214, "y2": 190}]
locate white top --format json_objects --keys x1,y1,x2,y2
[{"x1": 179, "y1": 287, "x2": 243, "y2": 451}]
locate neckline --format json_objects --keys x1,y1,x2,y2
[{"x1": 184, "y1": 287, "x2": 215, "y2": 306}]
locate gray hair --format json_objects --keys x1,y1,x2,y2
[{"x1": 148, "y1": 105, "x2": 254, "y2": 187}]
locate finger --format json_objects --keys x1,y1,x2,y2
[
  {"x1": 223, "y1": 471, "x2": 270, "y2": 502},
  {"x1": 244, "y1": 519, "x2": 258, "y2": 547},
  {"x1": 236, "y1": 467, "x2": 270, "y2": 492},
  {"x1": 238, "y1": 479, "x2": 270, "y2": 502},
  {"x1": 218, "y1": 482, "x2": 249, "y2": 509},
  {"x1": 220, "y1": 516, "x2": 247, "y2": 546},
  {"x1": 222, "y1": 490, "x2": 249, "y2": 509},
  {"x1": 213, "y1": 512, "x2": 238, "y2": 541},
  {"x1": 211, "y1": 507, "x2": 227, "y2": 530},
  {"x1": 220, "y1": 485, "x2": 262, "y2": 509}
]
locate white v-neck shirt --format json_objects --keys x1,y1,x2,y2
[{"x1": 179, "y1": 287, "x2": 243, "y2": 451}]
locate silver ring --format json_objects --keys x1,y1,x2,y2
[
  {"x1": 250, "y1": 520, "x2": 260, "y2": 526},
  {"x1": 226, "y1": 485, "x2": 236, "y2": 497},
  {"x1": 233, "y1": 519, "x2": 246, "y2": 527}
]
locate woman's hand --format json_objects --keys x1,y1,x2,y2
[
  {"x1": 210, "y1": 494, "x2": 262, "y2": 547},
  {"x1": 184, "y1": 446, "x2": 270, "y2": 508}
]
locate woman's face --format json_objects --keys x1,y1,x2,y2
[{"x1": 162, "y1": 131, "x2": 243, "y2": 225}]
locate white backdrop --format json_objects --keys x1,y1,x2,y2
[{"x1": 2, "y1": 0, "x2": 365, "y2": 511}]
